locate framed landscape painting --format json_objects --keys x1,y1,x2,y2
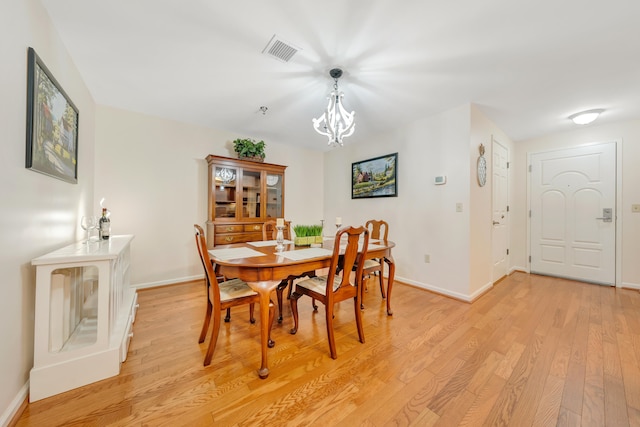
[
  {"x1": 25, "y1": 47, "x2": 79, "y2": 184},
  {"x1": 352, "y1": 153, "x2": 398, "y2": 199}
]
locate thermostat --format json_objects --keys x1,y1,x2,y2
[{"x1": 434, "y1": 175, "x2": 447, "y2": 185}]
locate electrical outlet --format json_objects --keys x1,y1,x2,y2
[
  {"x1": 632, "y1": 204, "x2": 640, "y2": 213},
  {"x1": 424, "y1": 254, "x2": 430, "y2": 263},
  {"x1": 456, "y1": 202, "x2": 463, "y2": 212}
]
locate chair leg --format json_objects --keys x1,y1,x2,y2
[
  {"x1": 275, "y1": 279, "x2": 289, "y2": 323},
  {"x1": 204, "y1": 309, "x2": 222, "y2": 366},
  {"x1": 224, "y1": 308, "x2": 231, "y2": 323},
  {"x1": 354, "y1": 296, "x2": 365, "y2": 344},
  {"x1": 268, "y1": 300, "x2": 276, "y2": 348},
  {"x1": 249, "y1": 303, "x2": 256, "y2": 324},
  {"x1": 326, "y1": 303, "x2": 337, "y2": 359},
  {"x1": 378, "y1": 268, "x2": 386, "y2": 299},
  {"x1": 290, "y1": 291, "x2": 302, "y2": 334},
  {"x1": 199, "y1": 300, "x2": 212, "y2": 343}
]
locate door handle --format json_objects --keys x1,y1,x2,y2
[
  {"x1": 493, "y1": 221, "x2": 500, "y2": 225},
  {"x1": 595, "y1": 208, "x2": 613, "y2": 222}
]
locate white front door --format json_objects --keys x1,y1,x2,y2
[
  {"x1": 492, "y1": 138, "x2": 509, "y2": 282},
  {"x1": 530, "y1": 142, "x2": 616, "y2": 285}
]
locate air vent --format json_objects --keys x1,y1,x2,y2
[{"x1": 262, "y1": 34, "x2": 300, "y2": 63}]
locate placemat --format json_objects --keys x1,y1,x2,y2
[
  {"x1": 278, "y1": 247, "x2": 333, "y2": 261},
  {"x1": 247, "y1": 240, "x2": 293, "y2": 247},
  {"x1": 208, "y1": 247, "x2": 265, "y2": 260}
]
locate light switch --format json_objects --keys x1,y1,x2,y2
[{"x1": 456, "y1": 203, "x2": 463, "y2": 212}]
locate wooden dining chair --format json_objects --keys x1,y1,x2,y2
[
  {"x1": 290, "y1": 225, "x2": 369, "y2": 359},
  {"x1": 359, "y1": 219, "x2": 390, "y2": 308},
  {"x1": 194, "y1": 224, "x2": 275, "y2": 366},
  {"x1": 263, "y1": 219, "x2": 316, "y2": 323}
]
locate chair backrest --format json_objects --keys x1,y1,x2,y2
[
  {"x1": 365, "y1": 219, "x2": 389, "y2": 241},
  {"x1": 194, "y1": 224, "x2": 221, "y2": 307},
  {"x1": 326, "y1": 226, "x2": 369, "y2": 296},
  {"x1": 262, "y1": 220, "x2": 291, "y2": 241}
]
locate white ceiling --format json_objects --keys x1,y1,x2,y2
[{"x1": 39, "y1": 0, "x2": 640, "y2": 152}]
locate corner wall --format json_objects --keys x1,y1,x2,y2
[
  {"x1": 323, "y1": 104, "x2": 473, "y2": 299},
  {"x1": 94, "y1": 105, "x2": 324, "y2": 287},
  {"x1": 0, "y1": 1, "x2": 96, "y2": 423}
]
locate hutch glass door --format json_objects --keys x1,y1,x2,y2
[
  {"x1": 266, "y1": 173, "x2": 283, "y2": 218},
  {"x1": 241, "y1": 170, "x2": 262, "y2": 219},
  {"x1": 214, "y1": 166, "x2": 237, "y2": 219}
]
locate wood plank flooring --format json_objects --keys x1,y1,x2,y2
[{"x1": 14, "y1": 272, "x2": 640, "y2": 426}]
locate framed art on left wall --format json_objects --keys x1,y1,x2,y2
[{"x1": 25, "y1": 47, "x2": 79, "y2": 184}]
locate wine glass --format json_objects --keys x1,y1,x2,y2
[{"x1": 80, "y1": 216, "x2": 97, "y2": 243}]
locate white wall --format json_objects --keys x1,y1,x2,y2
[
  {"x1": 94, "y1": 106, "x2": 324, "y2": 287},
  {"x1": 324, "y1": 104, "x2": 475, "y2": 299},
  {"x1": 0, "y1": 1, "x2": 96, "y2": 423},
  {"x1": 469, "y1": 105, "x2": 515, "y2": 296},
  {"x1": 511, "y1": 119, "x2": 640, "y2": 288}
]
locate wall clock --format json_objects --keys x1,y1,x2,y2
[{"x1": 477, "y1": 144, "x2": 487, "y2": 187}]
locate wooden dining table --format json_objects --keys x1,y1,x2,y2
[{"x1": 208, "y1": 237, "x2": 395, "y2": 379}]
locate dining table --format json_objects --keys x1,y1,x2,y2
[{"x1": 208, "y1": 236, "x2": 395, "y2": 379}]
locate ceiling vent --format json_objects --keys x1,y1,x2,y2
[{"x1": 262, "y1": 34, "x2": 300, "y2": 63}]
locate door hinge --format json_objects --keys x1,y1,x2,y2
[
  {"x1": 506, "y1": 205, "x2": 510, "y2": 212},
  {"x1": 529, "y1": 255, "x2": 531, "y2": 262},
  {"x1": 529, "y1": 210, "x2": 531, "y2": 217},
  {"x1": 506, "y1": 249, "x2": 509, "y2": 255},
  {"x1": 507, "y1": 162, "x2": 510, "y2": 169},
  {"x1": 528, "y1": 164, "x2": 532, "y2": 172}
]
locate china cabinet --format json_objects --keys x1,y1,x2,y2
[
  {"x1": 206, "y1": 155, "x2": 286, "y2": 247},
  {"x1": 30, "y1": 235, "x2": 136, "y2": 401}
]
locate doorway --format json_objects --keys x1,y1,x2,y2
[
  {"x1": 492, "y1": 137, "x2": 509, "y2": 282},
  {"x1": 529, "y1": 142, "x2": 617, "y2": 285}
]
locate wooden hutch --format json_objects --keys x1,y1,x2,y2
[{"x1": 206, "y1": 154, "x2": 286, "y2": 247}]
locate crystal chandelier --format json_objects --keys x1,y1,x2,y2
[{"x1": 312, "y1": 68, "x2": 355, "y2": 147}]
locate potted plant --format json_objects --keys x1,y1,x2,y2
[
  {"x1": 293, "y1": 224, "x2": 323, "y2": 246},
  {"x1": 233, "y1": 138, "x2": 266, "y2": 162}
]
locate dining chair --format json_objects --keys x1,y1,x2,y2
[
  {"x1": 194, "y1": 224, "x2": 275, "y2": 366},
  {"x1": 263, "y1": 219, "x2": 316, "y2": 323},
  {"x1": 359, "y1": 219, "x2": 390, "y2": 309},
  {"x1": 290, "y1": 225, "x2": 369, "y2": 359}
]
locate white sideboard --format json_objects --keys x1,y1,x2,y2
[{"x1": 30, "y1": 235, "x2": 137, "y2": 401}]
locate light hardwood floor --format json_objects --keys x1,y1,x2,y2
[{"x1": 14, "y1": 272, "x2": 640, "y2": 426}]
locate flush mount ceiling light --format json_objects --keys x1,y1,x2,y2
[
  {"x1": 312, "y1": 68, "x2": 355, "y2": 147},
  {"x1": 569, "y1": 109, "x2": 605, "y2": 125}
]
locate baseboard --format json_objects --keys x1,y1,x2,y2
[
  {"x1": 509, "y1": 266, "x2": 529, "y2": 274},
  {"x1": 1, "y1": 381, "x2": 28, "y2": 427},
  {"x1": 133, "y1": 274, "x2": 203, "y2": 290},
  {"x1": 396, "y1": 276, "x2": 475, "y2": 302},
  {"x1": 621, "y1": 281, "x2": 640, "y2": 291}
]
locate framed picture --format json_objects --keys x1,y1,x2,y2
[
  {"x1": 26, "y1": 47, "x2": 79, "y2": 184},
  {"x1": 352, "y1": 153, "x2": 398, "y2": 199}
]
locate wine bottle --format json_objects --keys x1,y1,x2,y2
[{"x1": 99, "y1": 207, "x2": 111, "y2": 240}]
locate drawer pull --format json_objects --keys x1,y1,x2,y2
[
  {"x1": 226, "y1": 227, "x2": 234, "y2": 232},
  {"x1": 225, "y1": 236, "x2": 233, "y2": 242},
  {"x1": 254, "y1": 225, "x2": 260, "y2": 230}
]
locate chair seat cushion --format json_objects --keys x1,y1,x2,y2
[
  {"x1": 363, "y1": 259, "x2": 381, "y2": 269},
  {"x1": 296, "y1": 274, "x2": 344, "y2": 295},
  {"x1": 220, "y1": 278, "x2": 257, "y2": 301}
]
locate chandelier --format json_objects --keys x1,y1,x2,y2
[{"x1": 312, "y1": 68, "x2": 355, "y2": 147}]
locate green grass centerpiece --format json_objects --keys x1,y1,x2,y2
[{"x1": 293, "y1": 224, "x2": 323, "y2": 246}]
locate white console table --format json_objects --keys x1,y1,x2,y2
[{"x1": 30, "y1": 235, "x2": 137, "y2": 401}]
